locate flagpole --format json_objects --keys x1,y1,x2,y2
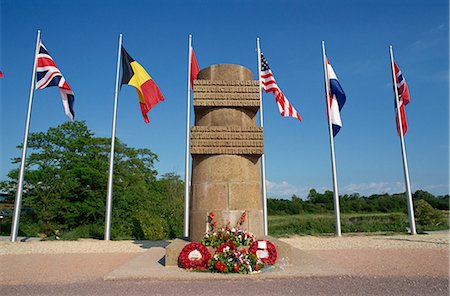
[
  {"x1": 104, "y1": 33, "x2": 123, "y2": 241},
  {"x1": 256, "y1": 37, "x2": 268, "y2": 236},
  {"x1": 389, "y1": 45, "x2": 416, "y2": 235},
  {"x1": 184, "y1": 34, "x2": 193, "y2": 238},
  {"x1": 321, "y1": 41, "x2": 341, "y2": 237},
  {"x1": 10, "y1": 30, "x2": 41, "y2": 242}
]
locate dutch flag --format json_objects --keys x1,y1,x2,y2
[{"x1": 327, "y1": 59, "x2": 346, "y2": 137}]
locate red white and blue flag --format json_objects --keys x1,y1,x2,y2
[
  {"x1": 394, "y1": 62, "x2": 410, "y2": 136},
  {"x1": 326, "y1": 58, "x2": 346, "y2": 137},
  {"x1": 36, "y1": 41, "x2": 75, "y2": 121},
  {"x1": 260, "y1": 53, "x2": 302, "y2": 121}
]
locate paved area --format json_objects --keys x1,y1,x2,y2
[
  {"x1": 0, "y1": 232, "x2": 448, "y2": 295},
  {"x1": 1, "y1": 276, "x2": 448, "y2": 296}
]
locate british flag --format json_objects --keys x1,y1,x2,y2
[
  {"x1": 260, "y1": 53, "x2": 301, "y2": 121},
  {"x1": 36, "y1": 41, "x2": 75, "y2": 121}
]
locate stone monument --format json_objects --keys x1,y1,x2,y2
[{"x1": 189, "y1": 64, "x2": 264, "y2": 242}]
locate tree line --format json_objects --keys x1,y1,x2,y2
[{"x1": 268, "y1": 189, "x2": 449, "y2": 216}]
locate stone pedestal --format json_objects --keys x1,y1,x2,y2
[{"x1": 189, "y1": 64, "x2": 264, "y2": 242}]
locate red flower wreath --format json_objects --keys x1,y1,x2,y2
[
  {"x1": 248, "y1": 240, "x2": 278, "y2": 265},
  {"x1": 215, "y1": 241, "x2": 236, "y2": 254},
  {"x1": 178, "y1": 242, "x2": 212, "y2": 270}
]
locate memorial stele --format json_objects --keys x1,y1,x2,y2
[{"x1": 189, "y1": 64, "x2": 264, "y2": 242}]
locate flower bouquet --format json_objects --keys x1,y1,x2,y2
[
  {"x1": 178, "y1": 210, "x2": 278, "y2": 274},
  {"x1": 201, "y1": 211, "x2": 256, "y2": 248},
  {"x1": 209, "y1": 247, "x2": 263, "y2": 274}
]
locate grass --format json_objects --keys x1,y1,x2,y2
[{"x1": 268, "y1": 212, "x2": 449, "y2": 237}]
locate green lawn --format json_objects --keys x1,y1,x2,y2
[{"x1": 268, "y1": 212, "x2": 449, "y2": 237}]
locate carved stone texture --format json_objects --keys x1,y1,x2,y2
[
  {"x1": 189, "y1": 64, "x2": 264, "y2": 242},
  {"x1": 193, "y1": 82, "x2": 260, "y2": 113},
  {"x1": 190, "y1": 126, "x2": 263, "y2": 156},
  {"x1": 194, "y1": 80, "x2": 259, "y2": 86}
]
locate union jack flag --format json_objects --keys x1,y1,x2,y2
[
  {"x1": 394, "y1": 62, "x2": 410, "y2": 136},
  {"x1": 260, "y1": 53, "x2": 301, "y2": 121},
  {"x1": 36, "y1": 41, "x2": 75, "y2": 121}
]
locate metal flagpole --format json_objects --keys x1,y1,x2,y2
[
  {"x1": 104, "y1": 33, "x2": 123, "y2": 241},
  {"x1": 256, "y1": 37, "x2": 268, "y2": 236},
  {"x1": 184, "y1": 34, "x2": 193, "y2": 238},
  {"x1": 389, "y1": 45, "x2": 416, "y2": 235},
  {"x1": 10, "y1": 30, "x2": 41, "y2": 242},
  {"x1": 321, "y1": 41, "x2": 342, "y2": 237}
]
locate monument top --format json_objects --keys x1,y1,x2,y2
[{"x1": 198, "y1": 64, "x2": 253, "y2": 81}]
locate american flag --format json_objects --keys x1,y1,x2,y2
[
  {"x1": 260, "y1": 53, "x2": 301, "y2": 121},
  {"x1": 394, "y1": 62, "x2": 410, "y2": 135},
  {"x1": 36, "y1": 41, "x2": 75, "y2": 121}
]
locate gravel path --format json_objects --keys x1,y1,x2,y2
[
  {"x1": 0, "y1": 238, "x2": 168, "y2": 254},
  {"x1": 279, "y1": 232, "x2": 449, "y2": 250},
  {"x1": 1, "y1": 232, "x2": 448, "y2": 255}
]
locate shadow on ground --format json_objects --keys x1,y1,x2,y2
[{"x1": 132, "y1": 240, "x2": 171, "y2": 249}]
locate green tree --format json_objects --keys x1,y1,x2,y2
[{"x1": 0, "y1": 121, "x2": 184, "y2": 240}]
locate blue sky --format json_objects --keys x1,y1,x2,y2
[{"x1": 0, "y1": 0, "x2": 448, "y2": 198}]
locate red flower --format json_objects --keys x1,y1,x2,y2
[
  {"x1": 254, "y1": 264, "x2": 259, "y2": 271},
  {"x1": 214, "y1": 262, "x2": 227, "y2": 272},
  {"x1": 238, "y1": 211, "x2": 247, "y2": 226},
  {"x1": 234, "y1": 263, "x2": 239, "y2": 272},
  {"x1": 215, "y1": 241, "x2": 236, "y2": 254},
  {"x1": 178, "y1": 242, "x2": 212, "y2": 270},
  {"x1": 249, "y1": 240, "x2": 278, "y2": 265}
]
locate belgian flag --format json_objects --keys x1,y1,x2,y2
[{"x1": 121, "y1": 47, "x2": 164, "y2": 123}]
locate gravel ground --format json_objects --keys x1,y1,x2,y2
[
  {"x1": 279, "y1": 232, "x2": 449, "y2": 250},
  {"x1": 0, "y1": 232, "x2": 448, "y2": 254},
  {"x1": 0, "y1": 238, "x2": 168, "y2": 254}
]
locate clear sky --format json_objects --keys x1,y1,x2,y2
[{"x1": 0, "y1": 0, "x2": 448, "y2": 198}]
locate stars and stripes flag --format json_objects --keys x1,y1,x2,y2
[
  {"x1": 260, "y1": 53, "x2": 302, "y2": 121},
  {"x1": 394, "y1": 62, "x2": 410, "y2": 136},
  {"x1": 326, "y1": 58, "x2": 346, "y2": 137},
  {"x1": 36, "y1": 41, "x2": 75, "y2": 121}
]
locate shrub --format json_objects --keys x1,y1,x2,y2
[{"x1": 415, "y1": 200, "x2": 444, "y2": 227}]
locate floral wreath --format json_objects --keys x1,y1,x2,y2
[
  {"x1": 249, "y1": 240, "x2": 278, "y2": 265},
  {"x1": 215, "y1": 241, "x2": 236, "y2": 254},
  {"x1": 178, "y1": 242, "x2": 212, "y2": 270}
]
